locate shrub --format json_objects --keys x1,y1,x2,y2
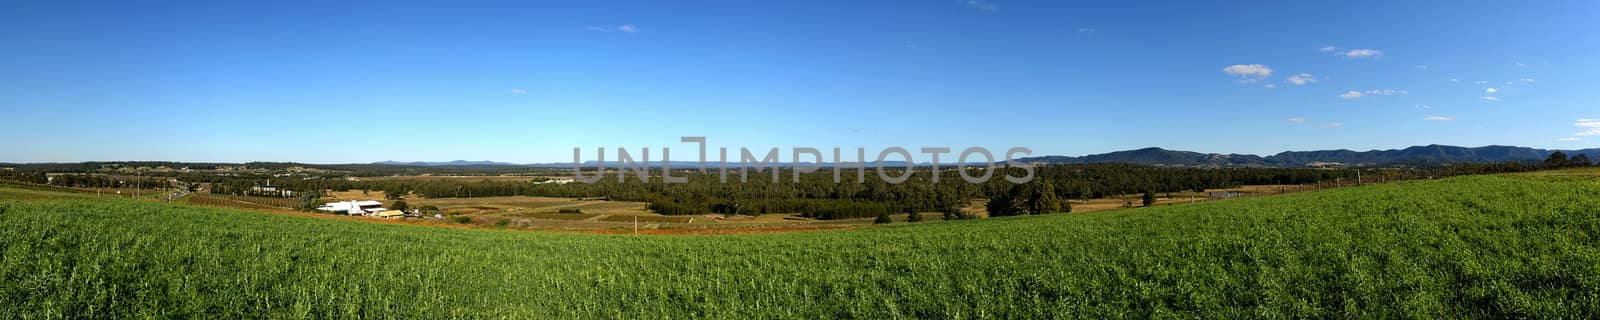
[
  {"x1": 874, "y1": 212, "x2": 892, "y2": 224},
  {"x1": 557, "y1": 208, "x2": 582, "y2": 214},
  {"x1": 450, "y1": 216, "x2": 472, "y2": 224}
]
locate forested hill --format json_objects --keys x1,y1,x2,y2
[{"x1": 1017, "y1": 145, "x2": 1600, "y2": 167}]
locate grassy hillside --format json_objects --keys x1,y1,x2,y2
[{"x1": 3, "y1": 170, "x2": 1600, "y2": 318}]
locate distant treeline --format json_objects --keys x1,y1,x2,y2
[
  {"x1": 0, "y1": 172, "x2": 169, "y2": 189},
  {"x1": 0, "y1": 161, "x2": 568, "y2": 177},
  {"x1": 217, "y1": 164, "x2": 1370, "y2": 219},
  {"x1": 4, "y1": 160, "x2": 1587, "y2": 219}
]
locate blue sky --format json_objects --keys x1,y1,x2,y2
[{"x1": 2, "y1": 0, "x2": 1597, "y2": 163}]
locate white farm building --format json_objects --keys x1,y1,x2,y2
[{"x1": 316, "y1": 200, "x2": 387, "y2": 215}]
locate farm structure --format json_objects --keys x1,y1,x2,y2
[{"x1": 316, "y1": 200, "x2": 387, "y2": 215}]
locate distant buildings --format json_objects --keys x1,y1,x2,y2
[
  {"x1": 534, "y1": 178, "x2": 574, "y2": 184},
  {"x1": 248, "y1": 180, "x2": 295, "y2": 197},
  {"x1": 316, "y1": 200, "x2": 387, "y2": 216}
]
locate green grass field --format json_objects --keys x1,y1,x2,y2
[{"x1": 3, "y1": 170, "x2": 1600, "y2": 318}]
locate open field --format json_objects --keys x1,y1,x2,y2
[
  {"x1": 4, "y1": 169, "x2": 1600, "y2": 317},
  {"x1": 0, "y1": 186, "x2": 99, "y2": 201},
  {"x1": 1070, "y1": 184, "x2": 1321, "y2": 212},
  {"x1": 183, "y1": 194, "x2": 290, "y2": 210}
]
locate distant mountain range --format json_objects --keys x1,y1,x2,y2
[
  {"x1": 371, "y1": 145, "x2": 1600, "y2": 168},
  {"x1": 1015, "y1": 145, "x2": 1600, "y2": 167}
]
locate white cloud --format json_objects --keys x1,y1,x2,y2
[
  {"x1": 1450, "y1": 78, "x2": 1460, "y2": 83},
  {"x1": 1577, "y1": 119, "x2": 1600, "y2": 136},
  {"x1": 1263, "y1": 83, "x2": 1278, "y2": 89},
  {"x1": 1416, "y1": 104, "x2": 1433, "y2": 109},
  {"x1": 1481, "y1": 96, "x2": 1501, "y2": 101},
  {"x1": 1485, "y1": 87, "x2": 1499, "y2": 94},
  {"x1": 1223, "y1": 64, "x2": 1273, "y2": 82},
  {"x1": 588, "y1": 25, "x2": 639, "y2": 33},
  {"x1": 1076, "y1": 27, "x2": 1096, "y2": 33},
  {"x1": 1286, "y1": 73, "x2": 1317, "y2": 85},
  {"x1": 1475, "y1": 80, "x2": 1489, "y2": 85},
  {"x1": 1339, "y1": 49, "x2": 1383, "y2": 58},
  {"x1": 1559, "y1": 137, "x2": 1582, "y2": 142},
  {"x1": 1285, "y1": 117, "x2": 1306, "y2": 123},
  {"x1": 1423, "y1": 116, "x2": 1455, "y2": 121},
  {"x1": 1319, "y1": 46, "x2": 1338, "y2": 52},
  {"x1": 1325, "y1": 122, "x2": 1344, "y2": 128},
  {"x1": 1520, "y1": 78, "x2": 1536, "y2": 83},
  {"x1": 505, "y1": 88, "x2": 527, "y2": 94},
  {"x1": 1341, "y1": 89, "x2": 1406, "y2": 99},
  {"x1": 965, "y1": 0, "x2": 998, "y2": 11},
  {"x1": 1514, "y1": 62, "x2": 1528, "y2": 67}
]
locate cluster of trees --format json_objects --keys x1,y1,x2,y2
[
  {"x1": 0, "y1": 171, "x2": 47, "y2": 184},
  {"x1": 985, "y1": 182, "x2": 1067, "y2": 216},
  {"x1": 1546, "y1": 152, "x2": 1595, "y2": 168}
]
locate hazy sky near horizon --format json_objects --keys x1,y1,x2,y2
[{"x1": 2, "y1": 0, "x2": 1597, "y2": 163}]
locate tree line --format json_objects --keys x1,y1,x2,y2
[{"x1": 6, "y1": 160, "x2": 1592, "y2": 219}]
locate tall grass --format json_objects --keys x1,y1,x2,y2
[{"x1": 2, "y1": 171, "x2": 1600, "y2": 318}]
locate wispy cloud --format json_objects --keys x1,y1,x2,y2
[
  {"x1": 1481, "y1": 96, "x2": 1501, "y2": 101},
  {"x1": 1423, "y1": 116, "x2": 1455, "y2": 121},
  {"x1": 1339, "y1": 48, "x2": 1383, "y2": 59},
  {"x1": 1342, "y1": 89, "x2": 1406, "y2": 99},
  {"x1": 1286, "y1": 73, "x2": 1316, "y2": 85},
  {"x1": 1285, "y1": 117, "x2": 1307, "y2": 123},
  {"x1": 1577, "y1": 119, "x2": 1600, "y2": 136},
  {"x1": 965, "y1": 0, "x2": 998, "y2": 11},
  {"x1": 1325, "y1": 122, "x2": 1344, "y2": 128},
  {"x1": 1416, "y1": 104, "x2": 1433, "y2": 109},
  {"x1": 1559, "y1": 137, "x2": 1582, "y2": 142},
  {"x1": 1520, "y1": 78, "x2": 1536, "y2": 83},
  {"x1": 1485, "y1": 87, "x2": 1499, "y2": 94},
  {"x1": 1450, "y1": 78, "x2": 1460, "y2": 83},
  {"x1": 505, "y1": 88, "x2": 527, "y2": 94},
  {"x1": 1319, "y1": 46, "x2": 1338, "y2": 52},
  {"x1": 1223, "y1": 64, "x2": 1273, "y2": 82},
  {"x1": 588, "y1": 24, "x2": 639, "y2": 33},
  {"x1": 1263, "y1": 83, "x2": 1278, "y2": 89},
  {"x1": 1075, "y1": 27, "x2": 1097, "y2": 33}
]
